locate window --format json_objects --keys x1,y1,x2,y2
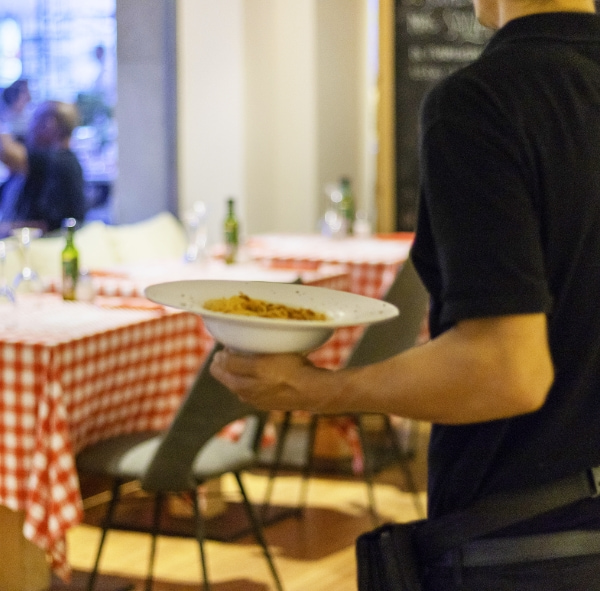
[{"x1": 0, "y1": 0, "x2": 117, "y2": 218}]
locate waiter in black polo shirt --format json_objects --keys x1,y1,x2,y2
[{"x1": 211, "y1": 0, "x2": 600, "y2": 587}]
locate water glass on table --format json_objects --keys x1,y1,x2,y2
[
  {"x1": 12, "y1": 227, "x2": 44, "y2": 295},
  {"x1": 183, "y1": 201, "x2": 208, "y2": 263},
  {"x1": 0, "y1": 240, "x2": 16, "y2": 328}
]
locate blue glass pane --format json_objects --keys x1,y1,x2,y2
[{"x1": 0, "y1": 0, "x2": 117, "y2": 218}]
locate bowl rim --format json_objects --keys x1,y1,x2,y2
[{"x1": 145, "y1": 279, "x2": 399, "y2": 329}]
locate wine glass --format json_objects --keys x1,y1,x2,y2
[
  {"x1": 0, "y1": 240, "x2": 17, "y2": 329},
  {"x1": 12, "y1": 227, "x2": 44, "y2": 295},
  {"x1": 0, "y1": 240, "x2": 16, "y2": 304},
  {"x1": 183, "y1": 201, "x2": 208, "y2": 263},
  {"x1": 320, "y1": 183, "x2": 345, "y2": 238}
]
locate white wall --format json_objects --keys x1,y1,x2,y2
[
  {"x1": 316, "y1": 0, "x2": 361, "y2": 216},
  {"x1": 176, "y1": 0, "x2": 373, "y2": 246},
  {"x1": 177, "y1": 0, "x2": 245, "y2": 246},
  {"x1": 244, "y1": 0, "x2": 318, "y2": 236}
]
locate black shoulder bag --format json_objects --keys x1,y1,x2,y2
[{"x1": 356, "y1": 465, "x2": 600, "y2": 591}]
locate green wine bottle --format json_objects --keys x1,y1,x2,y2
[
  {"x1": 224, "y1": 197, "x2": 239, "y2": 264},
  {"x1": 61, "y1": 218, "x2": 79, "y2": 300}
]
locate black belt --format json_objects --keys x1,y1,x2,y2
[
  {"x1": 414, "y1": 467, "x2": 600, "y2": 563},
  {"x1": 435, "y1": 529, "x2": 600, "y2": 567}
]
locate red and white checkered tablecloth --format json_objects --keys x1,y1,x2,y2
[
  {"x1": 6, "y1": 262, "x2": 350, "y2": 579},
  {"x1": 13, "y1": 241, "x2": 408, "y2": 574},
  {"x1": 47, "y1": 258, "x2": 353, "y2": 369},
  {"x1": 236, "y1": 233, "x2": 417, "y2": 470},
  {"x1": 0, "y1": 294, "x2": 207, "y2": 581},
  {"x1": 243, "y1": 233, "x2": 414, "y2": 298},
  {"x1": 237, "y1": 233, "x2": 415, "y2": 369},
  {"x1": 45, "y1": 259, "x2": 350, "y2": 300}
]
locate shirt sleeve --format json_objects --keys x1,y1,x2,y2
[{"x1": 418, "y1": 77, "x2": 553, "y2": 327}]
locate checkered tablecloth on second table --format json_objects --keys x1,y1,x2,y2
[
  {"x1": 238, "y1": 233, "x2": 418, "y2": 471},
  {"x1": 0, "y1": 295, "x2": 207, "y2": 581},
  {"x1": 243, "y1": 233, "x2": 414, "y2": 299},
  {"x1": 45, "y1": 258, "x2": 353, "y2": 370},
  {"x1": 240, "y1": 233, "x2": 415, "y2": 369},
  {"x1": 45, "y1": 259, "x2": 351, "y2": 300}
]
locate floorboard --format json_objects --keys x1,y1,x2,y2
[{"x1": 57, "y1": 421, "x2": 430, "y2": 591}]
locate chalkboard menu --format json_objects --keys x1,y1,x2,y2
[{"x1": 394, "y1": 0, "x2": 493, "y2": 229}]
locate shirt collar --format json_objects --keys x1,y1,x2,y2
[{"x1": 484, "y1": 11, "x2": 600, "y2": 55}]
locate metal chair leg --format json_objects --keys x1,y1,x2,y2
[
  {"x1": 86, "y1": 479, "x2": 122, "y2": 591},
  {"x1": 297, "y1": 414, "x2": 319, "y2": 511},
  {"x1": 354, "y1": 415, "x2": 379, "y2": 527},
  {"x1": 235, "y1": 472, "x2": 284, "y2": 591},
  {"x1": 262, "y1": 410, "x2": 293, "y2": 513},
  {"x1": 192, "y1": 487, "x2": 211, "y2": 591},
  {"x1": 384, "y1": 416, "x2": 426, "y2": 519},
  {"x1": 144, "y1": 492, "x2": 164, "y2": 591}
]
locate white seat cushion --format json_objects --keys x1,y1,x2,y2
[{"x1": 107, "y1": 211, "x2": 187, "y2": 263}]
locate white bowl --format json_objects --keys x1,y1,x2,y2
[{"x1": 145, "y1": 280, "x2": 399, "y2": 354}]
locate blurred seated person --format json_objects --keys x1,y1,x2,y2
[
  {"x1": 0, "y1": 100, "x2": 86, "y2": 233},
  {"x1": 0, "y1": 79, "x2": 32, "y2": 142}
]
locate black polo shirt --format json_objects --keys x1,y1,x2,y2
[
  {"x1": 17, "y1": 147, "x2": 85, "y2": 232},
  {"x1": 411, "y1": 12, "x2": 600, "y2": 532}
]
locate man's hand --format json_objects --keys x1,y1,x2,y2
[
  {"x1": 210, "y1": 350, "x2": 334, "y2": 411},
  {"x1": 0, "y1": 130, "x2": 28, "y2": 173}
]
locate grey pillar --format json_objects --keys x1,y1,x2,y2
[{"x1": 113, "y1": 0, "x2": 177, "y2": 223}]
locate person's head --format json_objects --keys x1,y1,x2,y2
[
  {"x1": 2, "y1": 79, "x2": 31, "y2": 112},
  {"x1": 27, "y1": 100, "x2": 80, "y2": 148},
  {"x1": 95, "y1": 44, "x2": 106, "y2": 62}
]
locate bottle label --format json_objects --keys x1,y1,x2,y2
[
  {"x1": 224, "y1": 223, "x2": 238, "y2": 263},
  {"x1": 62, "y1": 258, "x2": 78, "y2": 300},
  {"x1": 225, "y1": 227, "x2": 238, "y2": 244}
]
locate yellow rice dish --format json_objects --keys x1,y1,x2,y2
[{"x1": 203, "y1": 292, "x2": 328, "y2": 321}]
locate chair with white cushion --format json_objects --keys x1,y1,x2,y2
[
  {"x1": 263, "y1": 257, "x2": 429, "y2": 524},
  {"x1": 76, "y1": 343, "x2": 284, "y2": 591}
]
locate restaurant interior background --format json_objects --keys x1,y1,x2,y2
[{"x1": 0, "y1": 0, "x2": 392, "y2": 248}]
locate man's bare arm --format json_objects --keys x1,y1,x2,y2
[
  {"x1": 210, "y1": 313, "x2": 554, "y2": 425},
  {"x1": 0, "y1": 132, "x2": 28, "y2": 173}
]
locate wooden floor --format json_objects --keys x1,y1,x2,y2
[{"x1": 59, "y1": 422, "x2": 430, "y2": 591}]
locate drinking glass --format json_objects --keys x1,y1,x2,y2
[
  {"x1": 0, "y1": 240, "x2": 17, "y2": 329},
  {"x1": 320, "y1": 183, "x2": 346, "y2": 238},
  {"x1": 12, "y1": 227, "x2": 44, "y2": 295},
  {"x1": 353, "y1": 209, "x2": 373, "y2": 238},
  {"x1": 0, "y1": 240, "x2": 15, "y2": 304},
  {"x1": 183, "y1": 201, "x2": 208, "y2": 263}
]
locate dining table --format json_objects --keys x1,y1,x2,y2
[
  {"x1": 0, "y1": 293, "x2": 206, "y2": 587},
  {"x1": 223, "y1": 232, "x2": 420, "y2": 471},
  {"x1": 238, "y1": 231, "x2": 414, "y2": 298},
  {"x1": 1, "y1": 258, "x2": 352, "y2": 589},
  {"x1": 226, "y1": 232, "x2": 416, "y2": 369},
  {"x1": 46, "y1": 258, "x2": 355, "y2": 369},
  {"x1": 2, "y1": 235, "x2": 415, "y2": 588}
]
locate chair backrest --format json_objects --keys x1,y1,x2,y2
[
  {"x1": 141, "y1": 343, "x2": 268, "y2": 492},
  {"x1": 346, "y1": 257, "x2": 429, "y2": 368}
]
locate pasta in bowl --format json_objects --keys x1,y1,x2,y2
[
  {"x1": 144, "y1": 280, "x2": 399, "y2": 354},
  {"x1": 203, "y1": 292, "x2": 329, "y2": 321}
]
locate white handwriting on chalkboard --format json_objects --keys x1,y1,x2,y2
[
  {"x1": 408, "y1": 64, "x2": 448, "y2": 80},
  {"x1": 408, "y1": 43, "x2": 483, "y2": 62},
  {"x1": 406, "y1": 0, "x2": 473, "y2": 8},
  {"x1": 406, "y1": 11, "x2": 441, "y2": 35},
  {"x1": 443, "y1": 9, "x2": 493, "y2": 42}
]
